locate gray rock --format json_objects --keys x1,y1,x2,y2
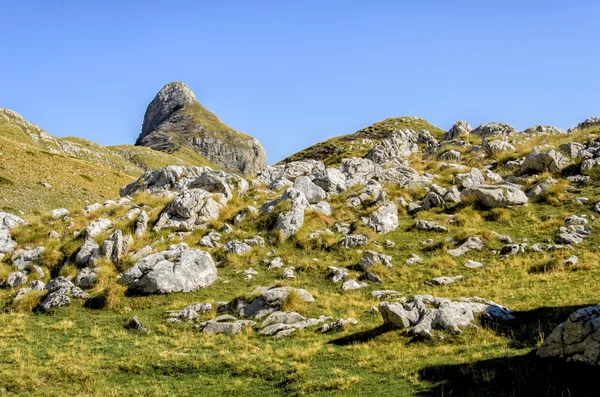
[
  {"x1": 309, "y1": 201, "x2": 332, "y2": 216},
  {"x1": 49, "y1": 208, "x2": 69, "y2": 219},
  {"x1": 415, "y1": 220, "x2": 448, "y2": 233},
  {"x1": 521, "y1": 149, "x2": 571, "y2": 174},
  {"x1": 118, "y1": 247, "x2": 217, "y2": 294},
  {"x1": 244, "y1": 235, "x2": 265, "y2": 248},
  {"x1": 339, "y1": 234, "x2": 368, "y2": 248},
  {"x1": 484, "y1": 140, "x2": 515, "y2": 154},
  {"x1": 462, "y1": 184, "x2": 528, "y2": 208},
  {"x1": 454, "y1": 168, "x2": 485, "y2": 189},
  {"x1": 342, "y1": 279, "x2": 367, "y2": 291},
  {"x1": 447, "y1": 237, "x2": 484, "y2": 257},
  {"x1": 328, "y1": 266, "x2": 349, "y2": 283},
  {"x1": 12, "y1": 246, "x2": 44, "y2": 271},
  {"x1": 154, "y1": 189, "x2": 223, "y2": 231},
  {"x1": 359, "y1": 250, "x2": 392, "y2": 270},
  {"x1": 368, "y1": 202, "x2": 399, "y2": 234},
  {"x1": 569, "y1": 116, "x2": 600, "y2": 133},
  {"x1": 471, "y1": 122, "x2": 517, "y2": 138},
  {"x1": 429, "y1": 275, "x2": 464, "y2": 286},
  {"x1": 75, "y1": 237, "x2": 100, "y2": 266},
  {"x1": 320, "y1": 318, "x2": 358, "y2": 333},
  {"x1": 223, "y1": 240, "x2": 252, "y2": 255},
  {"x1": 135, "y1": 210, "x2": 149, "y2": 238},
  {"x1": 74, "y1": 268, "x2": 99, "y2": 289},
  {"x1": 556, "y1": 225, "x2": 591, "y2": 245},
  {"x1": 341, "y1": 158, "x2": 381, "y2": 186},
  {"x1": 127, "y1": 316, "x2": 150, "y2": 334},
  {"x1": 261, "y1": 311, "x2": 306, "y2": 328},
  {"x1": 293, "y1": 176, "x2": 327, "y2": 204},
  {"x1": 443, "y1": 121, "x2": 472, "y2": 141},
  {"x1": 537, "y1": 304, "x2": 600, "y2": 364},
  {"x1": 5, "y1": 271, "x2": 28, "y2": 288},
  {"x1": 273, "y1": 188, "x2": 309, "y2": 239},
  {"x1": 527, "y1": 178, "x2": 556, "y2": 198},
  {"x1": 565, "y1": 215, "x2": 588, "y2": 225},
  {"x1": 282, "y1": 267, "x2": 295, "y2": 279},
  {"x1": 464, "y1": 260, "x2": 484, "y2": 269},
  {"x1": 439, "y1": 150, "x2": 461, "y2": 162},
  {"x1": 84, "y1": 218, "x2": 112, "y2": 238},
  {"x1": 422, "y1": 191, "x2": 445, "y2": 210},
  {"x1": 405, "y1": 254, "x2": 423, "y2": 265},
  {"x1": 312, "y1": 168, "x2": 347, "y2": 193},
  {"x1": 380, "y1": 295, "x2": 514, "y2": 338},
  {"x1": 365, "y1": 132, "x2": 418, "y2": 164},
  {"x1": 0, "y1": 212, "x2": 25, "y2": 229}
]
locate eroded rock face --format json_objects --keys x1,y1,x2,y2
[
  {"x1": 135, "y1": 82, "x2": 266, "y2": 175},
  {"x1": 537, "y1": 304, "x2": 600, "y2": 364},
  {"x1": 379, "y1": 295, "x2": 514, "y2": 338},
  {"x1": 118, "y1": 245, "x2": 217, "y2": 294}
]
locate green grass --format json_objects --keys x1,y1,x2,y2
[{"x1": 2, "y1": 162, "x2": 600, "y2": 396}]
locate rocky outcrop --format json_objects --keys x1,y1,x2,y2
[
  {"x1": 379, "y1": 295, "x2": 514, "y2": 338},
  {"x1": 135, "y1": 82, "x2": 266, "y2": 175},
  {"x1": 537, "y1": 304, "x2": 600, "y2": 364},
  {"x1": 118, "y1": 244, "x2": 217, "y2": 294}
]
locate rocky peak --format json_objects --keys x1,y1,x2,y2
[
  {"x1": 135, "y1": 82, "x2": 267, "y2": 175},
  {"x1": 140, "y1": 82, "x2": 196, "y2": 139}
]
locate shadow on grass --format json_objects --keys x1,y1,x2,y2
[
  {"x1": 419, "y1": 303, "x2": 600, "y2": 396},
  {"x1": 417, "y1": 352, "x2": 600, "y2": 397},
  {"x1": 327, "y1": 324, "x2": 393, "y2": 346},
  {"x1": 328, "y1": 303, "x2": 600, "y2": 395}
]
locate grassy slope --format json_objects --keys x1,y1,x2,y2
[
  {"x1": 0, "y1": 108, "x2": 221, "y2": 213},
  {"x1": 2, "y1": 125, "x2": 600, "y2": 395},
  {"x1": 282, "y1": 116, "x2": 445, "y2": 166},
  {"x1": 0, "y1": 136, "x2": 135, "y2": 214}
]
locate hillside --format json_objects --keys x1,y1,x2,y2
[
  {"x1": 282, "y1": 116, "x2": 445, "y2": 166},
  {"x1": 135, "y1": 82, "x2": 267, "y2": 175},
  {"x1": 0, "y1": 108, "x2": 218, "y2": 213},
  {"x1": 2, "y1": 114, "x2": 600, "y2": 395}
]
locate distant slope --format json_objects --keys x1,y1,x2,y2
[
  {"x1": 282, "y1": 116, "x2": 445, "y2": 166},
  {"x1": 0, "y1": 108, "x2": 218, "y2": 213}
]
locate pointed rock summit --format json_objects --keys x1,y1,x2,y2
[{"x1": 136, "y1": 82, "x2": 266, "y2": 175}]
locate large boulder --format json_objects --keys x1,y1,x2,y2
[
  {"x1": 12, "y1": 246, "x2": 44, "y2": 271},
  {"x1": 454, "y1": 168, "x2": 485, "y2": 189},
  {"x1": 273, "y1": 188, "x2": 309, "y2": 239},
  {"x1": 367, "y1": 202, "x2": 399, "y2": 234},
  {"x1": 118, "y1": 245, "x2": 217, "y2": 294},
  {"x1": 312, "y1": 168, "x2": 347, "y2": 193},
  {"x1": 521, "y1": 149, "x2": 571, "y2": 174},
  {"x1": 537, "y1": 304, "x2": 600, "y2": 364},
  {"x1": 293, "y1": 176, "x2": 327, "y2": 204},
  {"x1": 462, "y1": 184, "x2": 528, "y2": 208},
  {"x1": 443, "y1": 121, "x2": 472, "y2": 141},
  {"x1": 154, "y1": 189, "x2": 223, "y2": 231}
]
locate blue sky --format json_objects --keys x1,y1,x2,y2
[{"x1": 1, "y1": 1, "x2": 599, "y2": 164}]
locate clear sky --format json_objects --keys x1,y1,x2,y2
[{"x1": 1, "y1": 1, "x2": 599, "y2": 164}]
